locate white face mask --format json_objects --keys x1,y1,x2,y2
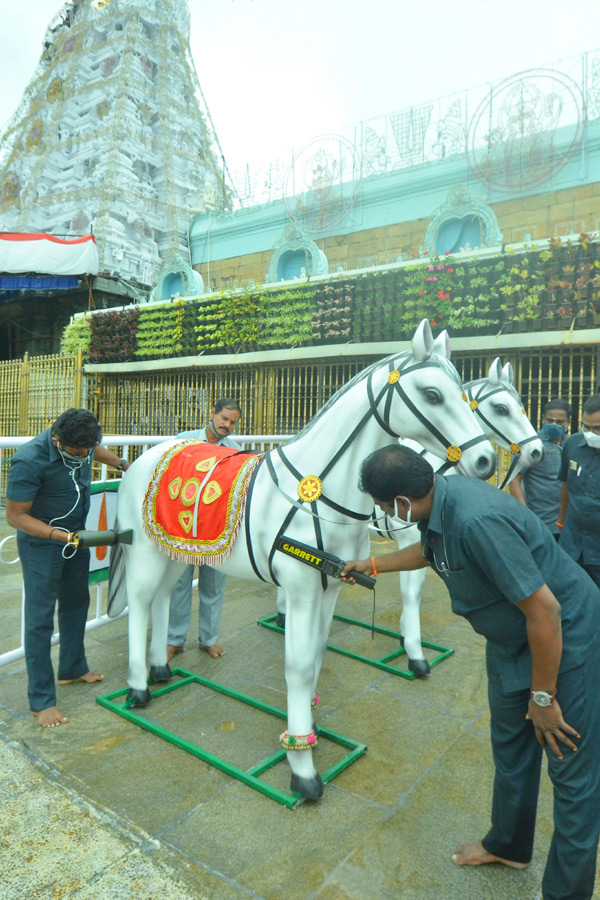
[
  {"x1": 394, "y1": 496, "x2": 412, "y2": 524},
  {"x1": 582, "y1": 430, "x2": 600, "y2": 449}
]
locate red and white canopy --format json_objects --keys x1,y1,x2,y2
[{"x1": 0, "y1": 233, "x2": 99, "y2": 276}]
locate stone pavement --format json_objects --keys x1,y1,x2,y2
[{"x1": 0, "y1": 512, "x2": 597, "y2": 900}]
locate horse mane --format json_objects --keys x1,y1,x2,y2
[{"x1": 286, "y1": 348, "x2": 462, "y2": 445}]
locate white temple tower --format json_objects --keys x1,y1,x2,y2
[{"x1": 0, "y1": 0, "x2": 229, "y2": 286}]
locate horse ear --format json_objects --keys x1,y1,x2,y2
[
  {"x1": 412, "y1": 319, "x2": 433, "y2": 362},
  {"x1": 501, "y1": 361, "x2": 515, "y2": 385},
  {"x1": 431, "y1": 329, "x2": 451, "y2": 359},
  {"x1": 487, "y1": 357, "x2": 503, "y2": 385}
]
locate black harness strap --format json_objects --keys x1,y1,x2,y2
[
  {"x1": 244, "y1": 455, "x2": 270, "y2": 583},
  {"x1": 276, "y1": 445, "x2": 371, "y2": 521}
]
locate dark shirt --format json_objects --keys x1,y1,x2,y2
[
  {"x1": 518, "y1": 430, "x2": 563, "y2": 533},
  {"x1": 418, "y1": 474, "x2": 600, "y2": 692},
  {"x1": 7, "y1": 428, "x2": 94, "y2": 535},
  {"x1": 558, "y1": 433, "x2": 600, "y2": 565}
]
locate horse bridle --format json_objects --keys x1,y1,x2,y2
[
  {"x1": 245, "y1": 355, "x2": 490, "y2": 586},
  {"x1": 463, "y1": 379, "x2": 540, "y2": 489},
  {"x1": 369, "y1": 376, "x2": 539, "y2": 535}
]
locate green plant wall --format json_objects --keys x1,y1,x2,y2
[{"x1": 65, "y1": 236, "x2": 600, "y2": 364}]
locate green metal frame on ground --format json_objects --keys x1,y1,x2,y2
[
  {"x1": 96, "y1": 667, "x2": 367, "y2": 809},
  {"x1": 257, "y1": 614, "x2": 454, "y2": 680}
]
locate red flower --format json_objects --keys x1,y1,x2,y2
[
  {"x1": 448, "y1": 268, "x2": 454, "y2": 273},
  {"x1": 419, "y1": 290, "x2": 425, "y2": 295},
  {"x1": 444, "y1": 250, "x2": 451, "y2": 255},
  {"x1": 430, "y1": 320, "x2": 437, "y2": 326}
]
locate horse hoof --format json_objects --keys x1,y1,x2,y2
[
  {"x1": 149, "y1": 664, "x2": 172, "y2": 683},
  {"x1": 275, "y1": 612, "x2": 286, "y2": 629},
  {"x1": 126, "y1": 687, "x2": 151, "y2": 708},
  {"x1": 290, "y1": 773, "x2": 323, "y2": 800},
  {"x1": 408, "y1": 658, "x2": 430, "y2": 677}
]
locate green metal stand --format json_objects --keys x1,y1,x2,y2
[
  {"x1": 96, "y1": 667, "x2": 367, "y2": 809},
  {"x1": 257, "y1": 614, "x2": 454, "y2": 681}
]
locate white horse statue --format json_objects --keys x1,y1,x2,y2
[
  {"x1": 108, "y1": 320, "x2": 496, "y2": 800},
  {"x1": 371, "y1": 357, "x2": 544, "y2": 676}
]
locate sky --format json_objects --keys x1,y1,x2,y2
[{"x1": 0, "y1": 0, "x2": 597, "y2": 177}]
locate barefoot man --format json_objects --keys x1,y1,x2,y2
[
  {"x1": 166, "y1": 398, "x2": 242, "y2": 662},
  {"x1": 342, "y1": 444, "x2": 600, "y2": 900},
  {"x1": 7, "y1": 408, "x2": 129, "y2": 727}
]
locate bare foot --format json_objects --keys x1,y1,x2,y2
[
  {"x1": 198, "y1": 643, "x2": 226, "y2": 658},
  {"x1": 31, "y1": 706, "x2": 69, "y2": 727},
  {"x1": 57, "y1": 671, "x2": 104, "y2": 685},
  {"x1": 451, "y1": 841, "x2": 528, "y2": 869},
  {"x1": 167, "y1": 644, "x2": 184, "y2": 663}
]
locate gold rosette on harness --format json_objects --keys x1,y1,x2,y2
[{"x1": 298, "y1": 475, "x2": 322, "y2": 502}]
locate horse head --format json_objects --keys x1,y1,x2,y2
[
  {"x1": 464, "y1": 357, "x2": 544, "y2": 469},
  {"x1": 377, "y1": 320, "x2": 496, "y2": 480}
]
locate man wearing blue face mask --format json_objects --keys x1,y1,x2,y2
[
  {"x1": 6, "y1": 408, "x2": 129, "y2": 727},
  {"x1": 509, "y1": 399, "x2": 570, "y2": 540},
  {"x1": 558, "y1": 394, "x2": 600, "y2": 588}
]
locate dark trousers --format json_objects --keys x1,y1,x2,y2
[
  {"x1": 18, "y1": 536, "x2": 91, "y2": 712},
  {"x1": 483, "y1": 649, "x2": 600, "y2": 900}
]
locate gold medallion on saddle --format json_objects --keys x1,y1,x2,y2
[{"x1": 142, "y1": 441, "x2": 262, "y2": 565}]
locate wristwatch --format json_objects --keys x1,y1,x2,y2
[
  {"x1": 530, "y1": 690, "x2": 555, "y2": 707},
  {"x1": 116, "y1": 458, "x2": 127, "y2": 470}
]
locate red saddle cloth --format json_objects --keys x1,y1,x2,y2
[{"x1": 142, "y1": 441, "x2": 263, "y2": 565}]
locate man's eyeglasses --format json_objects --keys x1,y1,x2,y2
[{"x1": 581, "y1": 423, "x2": 600, "y2": 436}]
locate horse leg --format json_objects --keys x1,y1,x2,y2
[
  {"x1": 124, "y1": 550, "x2": 177, "y2": 706},
  {"x1": 283, "y1": 588, "x2": 323, "y2": 800},
  {"x1": 147, "y1": 562, "x2": 187, "y2": 684},
  {"x1": 399, "y1": 570, "x2": 430, "y2": 676},
  {"x1": 312, "y1": 585, "x2": 339, "y2": 696}
]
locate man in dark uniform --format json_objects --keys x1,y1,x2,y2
[
  {"x1": 557, "y1": 393, "x2": 600, "y2": 587},
  {"x1": 342, "y1": 444, "x2": 600, "y2": 900},
  {"x1": 509, "y1": 398, "x2": 570, "y2": 540},
  {"x1": 6, "y1": 408, "x2": 129, "y2": 727}
]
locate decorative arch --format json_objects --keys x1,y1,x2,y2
[
  {"x1": 266, "y1": 225, "x2": 328, "y2": 283},
  {"x1": 422, "y1": 185, "x2": 502, "y2": 256},
  {"x1": 149, "y1": 253, "x2": 204, "y2": 301}
]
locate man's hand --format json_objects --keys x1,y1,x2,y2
[
  {"x1": 526, "y1": 699, "x2": 580, "y2": 759},
  {"x1": 341, "y1": 559, "x2": 372, "y2": 583}
]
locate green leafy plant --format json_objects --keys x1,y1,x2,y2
[{"x1": 60, "y1": 315, "x2": 92, "y2": 360}]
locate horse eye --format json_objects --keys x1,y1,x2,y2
[
  {"x1": 495, "y1": 404, "x2": 509, "y2": 416},
  {"x1": 424, "y1": 389, "x2": 442, "y2": 404}
]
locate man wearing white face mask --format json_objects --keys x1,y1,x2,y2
[
  {"x1": 342, "y1": 443, "x2": 600, "y2": 900},
  {"x1": 6, "y1": 408, "x2": 129, "y2": 727},
  {"x1": 557, "y1": 394, "x2": 600, "y2": 588}
]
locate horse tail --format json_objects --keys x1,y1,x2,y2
[{"x1": 107, "y1": 515, "x2": 128, "y2": 617}]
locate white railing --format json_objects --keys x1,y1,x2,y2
[{"x1": 0, "y1": 434, "x2": 291, "y2": 667}]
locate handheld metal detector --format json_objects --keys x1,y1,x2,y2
[{"x1": 276, "y1": 536, "x2": 376, "y2": 590}]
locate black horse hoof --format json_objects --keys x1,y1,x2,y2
[
  {"x1": 149, "y1": 664, "x2": 172, "y2": 683},
  {"x1": 290, "y1": 773, "x2": 324, "y2": 800},
  {"x1": 126, "y1": 687, "x2": 151, "y2": 708},
  {"x1": 275, "y1": 612, "x2": 286, "y2": 629},
  {"x1": 408, "y1": 658, "x2": 431, "y2": 677}
]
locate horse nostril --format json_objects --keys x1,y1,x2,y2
[
  {"x1": 531, "y1": 448, "x2": 541, "y2": 462},
  {"x1": 476, "y1": 454, "x2": 496, "y2": 479}
]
